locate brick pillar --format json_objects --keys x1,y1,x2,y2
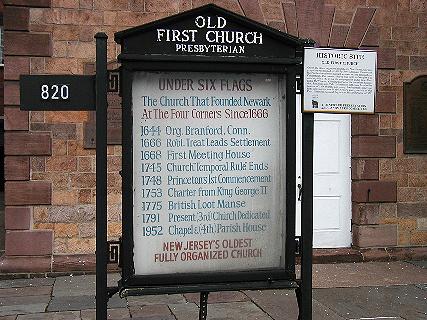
[
  {"x1": 1, "y1": 0, "x2": 53, "y2": 273},
  {"x1": 351, "y1": 103, "x2": 398, "y2": 248}
]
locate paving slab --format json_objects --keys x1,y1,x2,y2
[
  {"x1": 312, "y1": 300, "x2": 345, "y2": 320},
  {"x1": 312, "y1": 261, "x2": 427, "y2": 288},
  {"x1": 348, "y1": 317, "x2": 404, "y2": 320},
  {"x1": 53, "y1": 276, "x2": 96, "y2": 297},
  {"x1": 184, "y1": 291, "x2": 249, "y2": 304},
  {"x1": 169, "y1": 302, "x2": 199, "y2": 319},
  {"x1": 408, "y1": 260, "x2": 427, "y2": 269},
  {"x1": 80, "y1": 308, "x2": 130, "y2": 320},
  {"x1": 16, "y1": 311, "x2": 80, "y2": 319},
  {"x1": 244, "y1": 289, "x2": 345, "y2": 320},
  {"x1": 313, "y1": 285, "x2": 427, "y2": 320},
  {"x1": 0, "y1": 316, "x2": 17, "y2": 320},
  {"x1": 47, "y1": 294, "x2": 126, "y2": 312},
  {"x1": 0, "y1": 305, "x2": 47, "y2": 317},
  {"x1": 244, "y1": 289, "x2": 299, "y2": 319},
  {"x1": 129, "y1": 304, "x2": 172, "y2": 318},
  {"x1": 0, "y1": 286, "x2": 52, "y2": 298},
  {"x1": 0, "y1": 278, "x2": 55, "y2": 289},
  {"x1": 0, "y1": 294, "x2": 51, "y2": 306},
  {"x1": 126, "y1": 294, "x2": 186, "y2": 306},
  {"x1": 0, "y1": 295, "x2": 51, "y2": 316},
  {"x1": 203, "y1": 301, "x2": 272, "y2": 320},
  {"x1": 131, "y1": 316, "x2": 175, "y2": 320}
]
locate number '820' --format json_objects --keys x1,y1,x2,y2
[{"x1": 41, "y1": 84, "x2": 69, "y2": 100}]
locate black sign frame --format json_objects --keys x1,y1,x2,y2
[{"x1": 113, "y1": 6, "x2": 313, "y2": 311}]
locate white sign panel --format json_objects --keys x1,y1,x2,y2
[
  {"x1": 132, "y1": 71, "x2": 286, "y2": 275},
  {"x1": 303, "y1": 48, "x2": 376, "y2": 114}
]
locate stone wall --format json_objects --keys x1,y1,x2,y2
[{"x1": 1, "y1": 0, "x2": 426, "y2": 272}]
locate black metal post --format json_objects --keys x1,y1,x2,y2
[
  {"x1": 285, "y1": 66, "x2": 297, "y2": 275},
  {"x1": 95, "y1": 32, "x2": 108, "y2": 320},
  {"x1": 300, "y1": 113, "x2": 314, "y2": 320},
  {"x1": 199, "y1": 292, "x2": 209, "y2": 320}
]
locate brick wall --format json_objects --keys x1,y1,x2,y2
[
  {"x1": 350, "y1": 0, "x2": 427, "y2": 248},
  {"x1": 2, "y1": 0, "x2": 54, "y2": 272},
  {"x1": 1, "y1": 0, "x2": 426, "y2": 272}
]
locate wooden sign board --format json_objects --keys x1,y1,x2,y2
[{"x1": 132, "y1": 71, "x2": 286, "y2": 275}]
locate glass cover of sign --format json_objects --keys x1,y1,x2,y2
[{"x1": 132, "y1": 71, "x2": 286, "y2": 275}]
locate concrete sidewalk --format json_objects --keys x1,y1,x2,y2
[{"x1": 0, "y1": 261, "x2": 426, "y2": 320}]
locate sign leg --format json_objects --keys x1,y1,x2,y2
[
  {"x1": 95, "y1": 32, "x2": 108, "y2": 320},
  {"x1": 300, "y1": 113, "x2": 314, "y2": 320},
  {"x1": 199, "y1": 292, "x2": 209, "y2": 320}
]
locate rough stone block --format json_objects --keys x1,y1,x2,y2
[
  {"x1": 46, "y1": 156, "x2": 77, "y2": 172},
  {"x1": 4, "y1": 132, "x2": 51, "y2": 155},
  {"x1": 345, "y1": 7, "x2": 376, "y2": 48},
  {"x1": 352, "y1": 136, "x2": 396, "y2": 158},
  {"x1": 320, "y1": 5, "x2": 335, "y2": 46},
  {"x1": 4, "y1": 107, "x2": 29, "y2": 130},
  {"x1": 4, "y1": 31, "x2": 52, "y2": 56},
  {"x1": 295, "y1": 0, "x2": 323, "y2": 41},
  {"x1": 4, "y1": 56, "x2": 30, "y2": 80},
  {"x1": 353, "y1": 224, "x2": 398, "y2": 248},
  {"x1": 5, "y1": 230, "x2": 53, "y2": 256},
  {"x1": 352, "y1": 203, "x2": 380, "y2": 225},
  {"x1": 239, "y1": 0, "x2": 264, "y2": 24},
  {"x1": 396, "y1": 55, "x2": 409, "y2": 69},
  {"x1": 3, "y1": 0, "x2": 51, "y2": 7},
  {"x1": 378, "y1": 48, "x2": 397, "y2": 69},
  {"x1": 376, "y1": 91, "x2": 396, "y2": 113},
  {"x1": 352, "y1": 114, "x2": 379, "y2": 136},
  {"x1": 351, "y1": 159, "x2": 379, "y2": 180},
  {"x1": 410, "y1": 56, "x2": 427, "y2": 70},
  {"x1": 0, "y1": 256, "x2": 52, "y2": 273},
  {"x1": 4, "y1": 6, "x2": 30, "y2": 31},
  {"x1": 4, "y1": 156, "x2": 30, "y2": 180},
  {"x1": 52, "y1": 254, "x2": 95, "y2": 272},
  {"x1": 282, "y1": 2, "x2": 297, "y2": 36},
  {"x1": 352, "y1": 181, "x2": 397, "y2": 203},
  {"x1": 4, "y1": 207, "x2": 31, "y2": 230},
  {"x1": 71, "y1": 173, "x2": 96, "y2": 188},
  {"x1": 387, "y1": 246, "x2": 427, "y2": 261},
  {"x1": 4, "y1": 80, "x2": 20, "y2": 105},
  {"x1": 361, "y1": 25, "x2": 379, "y2": 46},
  {"x1": 329, "y1": 24, "x2": 349, "y2": 47},
  {"x1": 360, "y1": 248, "x2": 389, "y2": 261},
  {"x1": 397, "y1": 202, "x2": 427, "y2": 218},
  {"x1": 5, "y1": 181, "x2": 52, "y2": 205},
  {"x1": 267, "y1": 21, "x2": 286, "y2": 33}
]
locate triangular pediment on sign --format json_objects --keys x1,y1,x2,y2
[{"x1": 115, "y1": 4, "x2": 307, "y2": 62}]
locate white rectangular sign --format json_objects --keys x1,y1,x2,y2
[
  {"x1": 132, "y1": 71, "x2": 286, "y2": 275},
  {"x1": 303, "y1": 48, "x2": 376, "y2": 114}
]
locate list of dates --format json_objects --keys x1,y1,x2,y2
[{"x1": 132, "y1": 72, "x2": 285, "y2": 275}]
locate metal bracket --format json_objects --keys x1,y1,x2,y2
[
  {"x1": 107, "y1": 286, "x2": 120, "y2": 299},
  {"x1": 295, "y1": 236, "x2": 302, "y2": 256},
  {"x1": 107, "y1": 238, "x2": 121, "y2": 267},
  {"x1": 199, "y1": 292, "x2": 209, "y2": 320},
  {"x1": 107, "y1": 70, "x2": 120, "y2": 93}
]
